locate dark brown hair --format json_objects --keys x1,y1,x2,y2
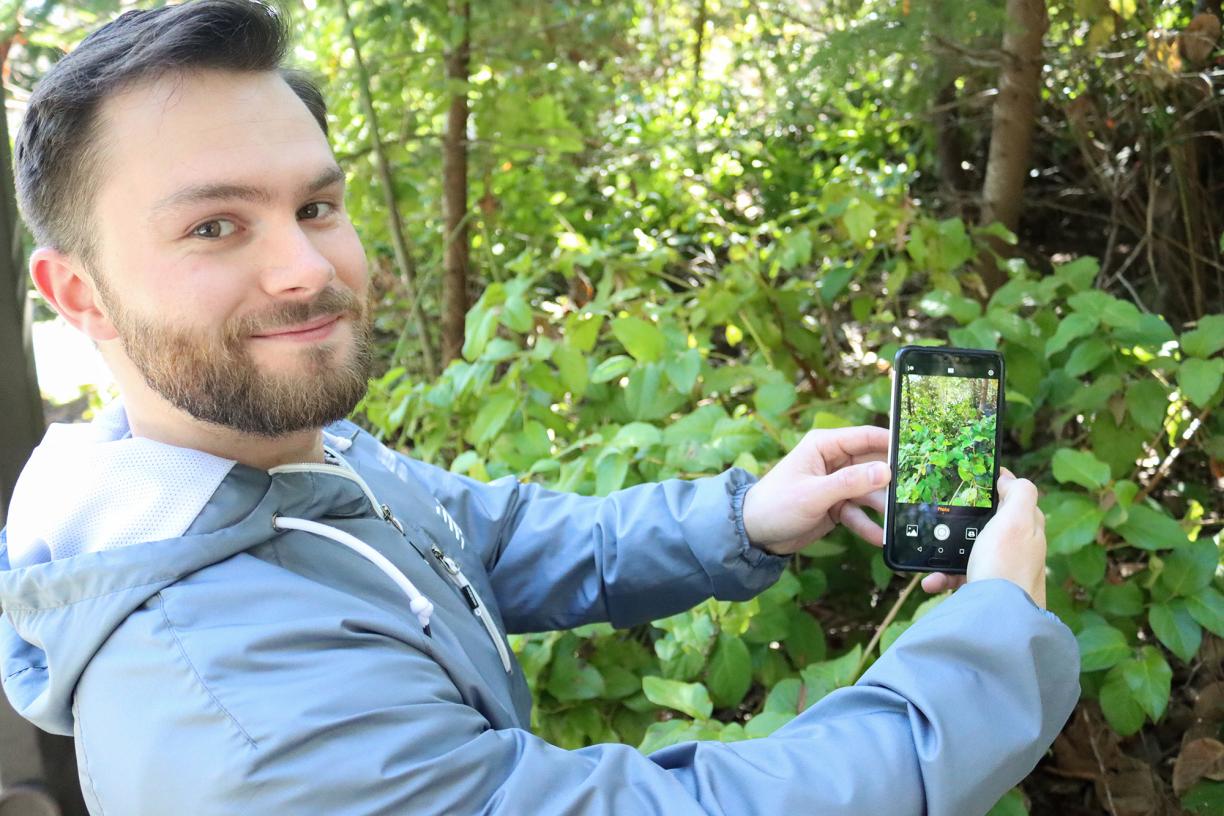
[{"x1": 13, "y1": 0, "x2": 328, "y2": 263}]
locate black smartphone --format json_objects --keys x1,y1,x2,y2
[{"x1": 883, "y1": 345, "x2": 1005, "y2": 575}]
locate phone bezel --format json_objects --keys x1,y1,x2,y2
[{"x1": 883, "y1": 345, "x2": 1006, "y2": 575}]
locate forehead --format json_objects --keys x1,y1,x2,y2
[{"x1": 93, "y1": 69, "x2": 333, "y2": 212}]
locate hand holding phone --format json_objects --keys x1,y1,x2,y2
[{"x1": 920, "y1": 469, "x2": 1049, "y2": 605}]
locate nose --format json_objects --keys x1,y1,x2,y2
[{"x1": 258, "y1": 218, "x2": 335, "y2": 299}]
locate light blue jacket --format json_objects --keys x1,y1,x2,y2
[{"x1": 0, "y1": 400, "x2": 1080, "y2": 815}]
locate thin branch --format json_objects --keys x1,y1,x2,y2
[
  {"x1": 338, "y1": 0, "x2": 438, "y2": 378},
  {"x1": 854, "y1": 573, "x2": 923, "y2": 680}
]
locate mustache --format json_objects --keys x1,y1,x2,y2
[{"x1": 229, "y1": 287, "x2": 364, "y2": 339}]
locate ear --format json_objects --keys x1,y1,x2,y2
[{"x1": 29, "y1": 247, "x2": 119, "y2": 342}]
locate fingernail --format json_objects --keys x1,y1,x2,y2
[{"x1": 871, "y1": 462, "x2": 890, "y2": 484}]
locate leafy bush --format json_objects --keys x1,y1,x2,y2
[
  {"x1": 897, "y1": 375, "x2": 998, "y2": 507},
  {"x1": 357, "y1": 178, "x2": 1223, "y2": 813}
]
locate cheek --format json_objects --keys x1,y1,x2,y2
[{"x1": 328, "y1": 221, "x2": 368, "y2": 291}]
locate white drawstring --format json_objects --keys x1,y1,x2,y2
[{"x1": 272, "y1": 515, "x2": 434, "y2": 630}]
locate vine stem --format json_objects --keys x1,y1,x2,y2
[{"x1": 853, "y1": 573, "x2": 923, "y2": 681}]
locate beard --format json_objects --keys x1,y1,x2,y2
[{"x1": 96, "y1": 279, "x2": 375, "y2": 438}]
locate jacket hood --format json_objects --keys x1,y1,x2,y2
[{"x1": 0, "y1": 400, "x2": 366, "y2": 735}]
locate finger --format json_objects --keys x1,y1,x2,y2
[
  {"x1": 809, "y1": 426, "x2": 891, "y2": 469},
  {"x1": 812, "y1": 460, "x2": 891, "y2": 507},
  {"x1": 853, "y1": 487, "x2": 886, "y2": 514},
  {"x1": 921, "y1": 572, "x2": 950, "y2": 593},
  {"x1": 996, "y1": 474, "x2": 1038, "y2": 516},
  {"x1": 839, "y1": 502, "x2": 884, "y2": 547}
]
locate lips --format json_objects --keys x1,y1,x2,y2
[{"x1": 252, "y1": 313, "x2": 342, "y2": 338}]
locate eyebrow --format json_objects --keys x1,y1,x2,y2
[{"x1": 149, "y1": 164, "x2": 346, "y2": 220}]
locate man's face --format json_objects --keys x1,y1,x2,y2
[{"x1": 87, "y1": 69, "x2": 372, "y2": 437}]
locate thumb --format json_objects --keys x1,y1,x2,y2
[{"x1": 814, "y1": 461, "x2": 891, "y2": 506}]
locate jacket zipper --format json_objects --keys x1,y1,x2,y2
[
  {"x1": 270, "y1": 450, "x2": 512, "y2": 673},
  {"x1": 430, "y1": 544, "x2": 513, "y2": 673}
]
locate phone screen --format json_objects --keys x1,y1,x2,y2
[{"x1": 887, "y1": 348, "x2": 1003, "y2": 571}]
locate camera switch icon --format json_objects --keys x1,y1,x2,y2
[
  {"x1": 965, "y1": 527, "x2": 978, "y2": 540},
  {"x1": 905, "y1": 524, "x2": 918, "y2": 537}
]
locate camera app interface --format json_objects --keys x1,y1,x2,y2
[{"x1": 893, "y1": 353, "x2": 1000, "y2": 562}]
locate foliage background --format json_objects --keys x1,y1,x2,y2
[
  {"x1": 8, "y1": 0, "x2": 1224, "y2": 814},
  {"x1": 897, "y1": 374, "x2": 999, "y2": 506}
]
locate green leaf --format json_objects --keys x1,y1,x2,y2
[
  {"x1": 1148, "y1": 600, "x2": 1202, "y2": 662},
  {"x1": 985, "y1": 787, "x2": 1029, "y2": 816},
  {"x1": 468, "y1": 390, "x2": 517, "y2": 445},
  {"x1": 595, "y1": 451, "x2": 630, "y2": 495},
  {"x1": 919, "y1": 290, "x2": 982, "y2": 324},
  {"x1": 565, "y1": 312, "x2": 604, "y2": 352},
  {"x1": 1051, "y1": 449, "x2": 1111, "y2": 490},
  {"x1": 591, "y1": 355, "x2": 635, "y2": 383},
  {"x1": 800, "y1": 644, "x2": 863, "y2": 701},
  {"x1": 1046, "y1": 313, "x2": 1099, "y2": 357},
  {"x1": 706, "y1": 634, "x2": 752, "y2": 709},
  {"x1": 462, "y1": 307, "x2": 500, "y2": 361},
  {"x1": 500, "y1": 294, "x2": 534, "y2": 333},
  {"x1": 664, "y1": 348, "x2": 702, "y2": 393},
  {"x1": 1126, "y1": 379, "x2": 1169, "y2": 433},
  {"x1": 1045, "y1": 494, "x2": 1105, "y2": 555},
  {"x1": 1053, "y1": 256, "x2": 1099, "y2": 291},
  {"x1": 1099, "y1": 663, "x2": 1145, "y2": 735},
  {"x1": 611, "y1": 316, "x2": 665, "y2": 363},
  {"x1": 1115, "y1": 505, "x2": 1189, "y2": 551},
  {"x1": 776, "y1": 228, "x2": 813, "y2": 270},
  {"x1": 642, "y1": 676, "x2": 714, "y2": 720},
  {"x1": 1113, "y1": 314, "x2": 1175, "y2": 348},
  {"x1": 547, "y1": 649, "x2": 606, "y2": 701},
  {"x1": 1068, "y1": 543, "x2": 1107, "y2": 586},
  {"x1": 763, "y1": 678, "x2": 804, "y2": 714},
  {"x1": 553, "y1": 345, "x2": 589, "y2": 398},
  {"x1": 754, "y1": 382, "x2": 797, "y2": 416},
  {"x1": 1181, "y1": 314, "x2": 1224, "y2": 358},
  {"x1": 870, "y1": 549, "x2": 894, "y2": 589},
  {"x1": 743, "y1": 710, "x2": 795, "y2": 738},
  {"x1": 1093, "y1": 581, "x2": 1145, "y2": 617},
  {"x1": 843, "y1": 200, "x2": 875, "y2": 245},
  {"x1": 1161, "y1": 537, "x2": 1220, "y2": 597},
  {"x1": 1076, "y1": 624, "x2": 1131, "y2": 671},
  {"x1": 637, "y1": 720, "x2": 700, "y2": 754},
  {"x1": 1064, "y1": 337, "x2": 1113, "y2": 377},
  {"x1": 1179, "y1": 358, "x2": 1224, "y2": 408},
  {"x1": 1120, "y1": 645, "x2": 1172, "y2": 721},
  {"x1": 783, "y1": 608, "x2": 827, "y2": 668},
  {"x1": 1186, "y1": 585, "x2": 1224, "y2": 637},
  {"x1": 1181, "y1": 780, "x2": 1224, "y2": 815},
  {"x1": 612, "y1": 422, "x2": 663, "y2": 450}
]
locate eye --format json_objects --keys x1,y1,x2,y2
[
  {"x1": 298, "y1": 201, "x2": 336, "y2": 220},
  {"x1": 192, "y1": 219, "x2": 237, "y2": 239}
]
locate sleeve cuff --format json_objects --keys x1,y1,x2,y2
[{"x1": 717, "y1": 468, "x2": 789, "y2": 592}]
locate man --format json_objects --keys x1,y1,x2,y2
[{"x1": 0, "y1": 1, "x2": 1079, "y2": 814}]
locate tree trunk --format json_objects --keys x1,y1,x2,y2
[
  {"x1": 0, "y1": 34, "x2": 88, "y2": 814},
  {"x1": 441, "y1": 0, "x2": 471, "y2": 366},
  {"x1": 338, "y1": 0, "x2": 438, "y2": 378},
  {"x1": 979, "y1": 0, "x2": 1047, "y2": 293}
]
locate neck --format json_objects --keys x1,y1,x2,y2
[{"x1": 119, "y1": 388, "x2": 325, "y2": 470}]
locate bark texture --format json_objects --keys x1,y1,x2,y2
[
  {"x1": 980, "y1": 0, "x2": 1048, "y2": 292},
  {"x1": 441, "y1": 0, "x2": 472, "y2": 365}
]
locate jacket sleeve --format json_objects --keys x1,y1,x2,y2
[
  {"x1": 395, "y1": 455, "x2": 789, "y2": 633},
  {"x1": 77, "y1": 577, "x2": 1078, "y2": 816}
]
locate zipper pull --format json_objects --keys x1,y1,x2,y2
[
  {"x1": 381, "y1": 503, "x2": 405, "y2": 534},
  {"x1": 430, "y1": 544, "x2": 461, "y2": 575}
]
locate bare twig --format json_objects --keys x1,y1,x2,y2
[{"x1": 854, "y1": 573, "x2": 923, "y2": 680}]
